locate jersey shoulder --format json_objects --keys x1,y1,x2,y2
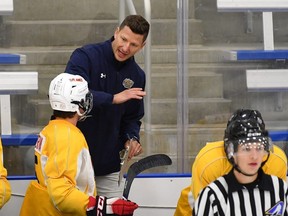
[
  {"x1": 269, "y1": 145, "x2": 287, "y2": 163},
  {"x1": 193, "y1": 141, "x2": 231, "y2": 172},
  {"x1": 262, "y1": 145, "x2": 287, "y2": 180}
]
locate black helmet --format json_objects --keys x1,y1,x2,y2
[
  {"x1": 224, "y1": 109, "x2": 272, "y2": 162},
  {"x1": 226, "y1": 109, "x2": 265, "y2": 130}
]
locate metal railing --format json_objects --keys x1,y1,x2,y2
[{"x1": 118, "y1": 0, "x2": 152, "y2": 153}]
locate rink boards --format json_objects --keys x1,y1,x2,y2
[{"x1": 0, "y1": 174, "x2": 191, "y2": 216}]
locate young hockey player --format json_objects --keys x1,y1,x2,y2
[{"x1": 20, "y1": 73, "x2": 138, "y2": 216}]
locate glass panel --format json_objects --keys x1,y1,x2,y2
[
  {"x1": 3, "y1": 146, "x2": 34, "y2": 176},
  {"x1": 1, "y1": 0, "x2": 288, "y2": 177},
  {"x1": 179, "y1": 0, "x2": 288, "y2": 173}
]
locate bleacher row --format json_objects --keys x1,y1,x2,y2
[
  {"x1": 0, "y1": 0, "x2": 38, "y2": 136},
  {"x1": 218, "y1": 0, "x2": 288, "y2": 91}
]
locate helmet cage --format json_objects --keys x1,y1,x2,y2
[
  {"x1": 72, "y1": 91, "x2": 93, "y2": 117},
  {"x1": 225, "y1": 135, "x2": 272, "y2": 160}
]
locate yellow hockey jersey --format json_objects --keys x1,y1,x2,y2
[
  {"x1": 174, "y1": 140, "x2": 287, "y2": 216},
  {"x1": 20, "y1": 119, "x2": 96, "y2": 216},
  {"x1": 0, "y1": 139, "x2": 11, "y2": 208}
]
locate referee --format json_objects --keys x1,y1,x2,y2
[{"x1": 193, "y1": 111, "x2": 288, "y2": 216}]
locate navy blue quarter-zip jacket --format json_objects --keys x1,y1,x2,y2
[{"x1": 65, "y1": 37, "x2": 145, "y2": 176}]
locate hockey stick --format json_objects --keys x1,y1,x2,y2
[{"x1": 122, "y1": 154, "x2": 172, "y2": 199}]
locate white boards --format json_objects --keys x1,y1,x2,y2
[
  {"x1": 217, "y1": 0, "x2": 288, "y2": 12},
  {"x1": 0, "y1": 0, "x2": 13, "y2": 15}
]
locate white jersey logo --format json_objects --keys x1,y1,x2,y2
[{"x1": 265, "y1": 201, "x2": 284, "y2": 216}]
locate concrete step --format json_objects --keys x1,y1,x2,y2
[
  {"x1": 19, "y1": 97, "x2": 231, "y2": 127},
  {"x1": 194, "y1": 0, "x2": 288, "y2": 44},
  {"x1": 1, "y1": 19, "x2": 203, "y2": 47},
  {"x1": 1, "y1": 63, "x2": 224, "y2": 99},
  {"x1": 0, "y1": 44, "x2": 254, "y2": 65},
  {"x1": 8, "y1": 0, "x2": 288, "y2": 46},
  {"x1": 8, "y1": 0, "x2": 193, "y2": 21},
  {"x1": 5, "y1": 0, "x2": 288, "y2": 47},
  {"x1": 151, "y1": 98, "x2": 231, "y2": 124},
  {"x1": 32, "y1": 70, "x2": 224, "y2": 100},
  {"x1": 151, "y1": 71, "x2": 223, "y2": 99}
]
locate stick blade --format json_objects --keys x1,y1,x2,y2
[
  {"x1": 123, "y1": 154, "x2": 172, "y2": 199},
  {"x1": 128, "y1": 154, "x2": 172, "y2": 175}
]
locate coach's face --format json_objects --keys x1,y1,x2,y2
[{"x1": 112, "y1": 26, "x2": 145, "y2": 62}]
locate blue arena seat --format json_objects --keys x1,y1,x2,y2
[
  {"x1": 1, "y1": 134, "x2": 38, "y2": 146},
  {"x1": 2, "y1": 130, "x2": 288, "y2": 146},
  {"x1": 224, "y1": 50, "x2": 288, "y2": 61},
  {"x1": 0, "y1": 53, "x2": 26, "y2": 64}
]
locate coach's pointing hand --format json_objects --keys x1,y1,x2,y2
[{"x1": 113, "y1": 88, "x2": 146, "y2": 104}]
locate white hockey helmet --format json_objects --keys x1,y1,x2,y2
[{"x1": 49, "y1": 73, "x2": 93, "y2": 118}]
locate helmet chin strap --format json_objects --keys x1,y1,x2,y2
[
  {"x1": 77, "y1": 107, "x2": 91, "y2": 121},
  {"x1": 233, "y1": 164, "x2": 257, "y2": 177},
  {"x1": 230, "y1": 152, "x2": 270, "y2": 177}
]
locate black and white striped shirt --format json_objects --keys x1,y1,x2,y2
[{"x1": 193, "y1": 169, "x2": 288, "y2": 216}]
